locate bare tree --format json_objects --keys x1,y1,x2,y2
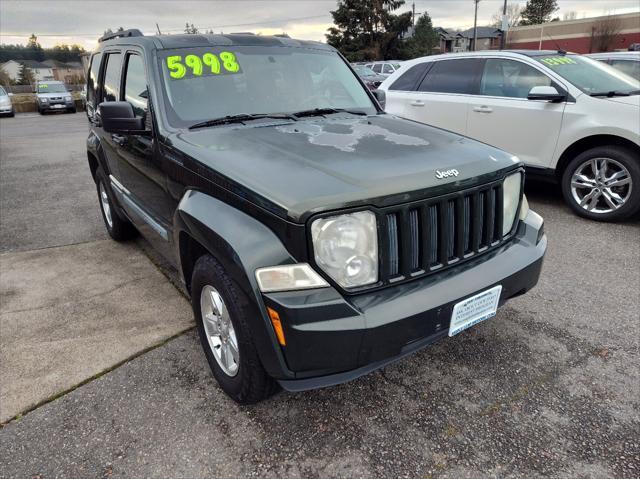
[
  {"x1": 592, "y1": 15, "x2": 623, "y2": 52},
  {"x1": 491, "y1": 3, "x2": 521, "y2": 29}
]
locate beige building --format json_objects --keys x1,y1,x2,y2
[{"x1": 507, "y1": 12, "x2": 640, "y2": 53}]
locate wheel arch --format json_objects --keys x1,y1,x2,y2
[
  {"x1": 555, "y1": 134, "x2": 640, "y2": 180},
  {"x1": 174, "y1": 190, "x2": 298, "y2": 380}
]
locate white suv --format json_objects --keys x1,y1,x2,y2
[{"x1": 379, "y1": 51, "x2": 640, "y2": 221}]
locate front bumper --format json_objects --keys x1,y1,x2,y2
[
  {"x1": 39, "y1": 101, "x2": 74, "y2": 111},
  {"x1": 0, "y1": 104, "x2": 13, "y2": 114},
  {"x1": 262, "y1": 211, "x2": 546, "y2": 391}
]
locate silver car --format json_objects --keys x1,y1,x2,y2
[
  {"x1": 587, "y1": 52, "x2": 640, "y2": 79},
  {"x1": 0, "y1": 85, "x2": 14, "y2": 117},
  {"x1": 364, "y1": 61, "x2": 403, "y2": 78},
  {"x1": 35, "y1": 81, "x2": 76, "y2": 114}
]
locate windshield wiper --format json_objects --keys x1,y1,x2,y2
[
  {"x1": 290, "y1": 107, "x2": 368, "y2": 118},
  {"x1": 189, "y1": 113, "x2": 295, "y2": 130},
  {"x1": 589, "y1": 90, "x2": 632, "y2": 97}
]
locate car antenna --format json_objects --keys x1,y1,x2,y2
[{"x1": 544, "y1": 31, "x2": 566, "y2": 54}]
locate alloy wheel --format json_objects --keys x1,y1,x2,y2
[
  {"x1": 570, "y1": 157, "x2": 632, "y2": 214},
  {"x1": 200, "y1": 285, "x2": 240, "y2": 377},
  {"x1": 99, "y1": 182, "x2": 113, "y2": 228}
]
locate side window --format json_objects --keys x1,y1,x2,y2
[
  {"x1": 87, "y1": 52, "x2": 102, "y2": 108},
  {"x1": 372, "y1": 64, "x2": 382, "y2": 73},
  {"x1": 102, "y1": 53, "x2": 122, "y2": 102},
  {"x1": 123, "y1": 54, "x2": 148, "y2": 117},
  {"x1": 389, "y1": 63, "x2": 429, "y2": 91},
  {"x1": 382, "y1": 63, "x2": 394, "y2": 74},
  {"x1": 418, "y1": 59, "x2": 482, "y2": 94},
  {"x1": 480, "y1": 59, "x2": 551, "y2": 98}
]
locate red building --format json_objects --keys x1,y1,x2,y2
[{"x1": 506, "y1": 12, "x2": 640, "y2": 53}]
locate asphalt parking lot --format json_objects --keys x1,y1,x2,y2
[{"x1": 0, "y1": 113, "x2": 638, "y2": 478}]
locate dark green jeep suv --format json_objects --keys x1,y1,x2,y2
[{"x1": 86, "y1": 29, "x2": 546, "y2": 403}]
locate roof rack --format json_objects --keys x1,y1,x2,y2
[{"x1": 98, "y1": 29, "x2": 143, "y2": 43}]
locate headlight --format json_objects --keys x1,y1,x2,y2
[
  {"x1": 65, "y1": 95, "x2": 72, "y2": 101},
  {"x1": 39, "y1": 97, "x2": 48, "y2": 103},
  {"x1": 255, "y1": 264, "x2": 329, "y2": 293},
  {"x1": 502, "y1": 172, "x2": 522, "y2": 236},
  {"x1": 311, "y1": 210, "x2": 378, "y2": 288}
]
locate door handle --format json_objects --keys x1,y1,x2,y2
[
  {"x1": 111, "y1": 133, "x2": 127, "y2": 146},
  {"x1": 473, "y1": 106, "x2": 493, "y2": 113},
  {"x1": 410, "y1": 100, "x2": 425, "y2": 107}
]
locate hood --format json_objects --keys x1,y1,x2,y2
[
  {"x1": 603, "y1": 95, "x2": 640, "y2": 107},
  {"x1": 37, "y1": 92, "x2": 71, "y2": 99},
  {"x1": 170, "y1": 114, "x2": 521, "y2": 222},
  {"x1": 0, "y1": 95, "x2": 10, "y2": 105}
]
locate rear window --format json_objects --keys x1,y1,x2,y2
[
  {"x1": 417, "y1": 59, "x2": 482, "y2": 94},
  {"x1": 389, "y1": 63, "x2": 429, "y2": 91}
]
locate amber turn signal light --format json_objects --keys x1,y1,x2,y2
[{"x1": 267, "y1": 307, "x2": 286, "y2": 346}]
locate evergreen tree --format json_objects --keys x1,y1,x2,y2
[
  {"x1": 17, "y1": 64, "x2": 35, "y2": 85},
  {"x1": 401, "y1": 12, "x2": 438, "y2": 59},
  {"x1": 519, "y1": 0, "x2": 559, "y2": 26},
  {"x1": 26, "y1": 34, "x2": 45, "y2": 61},
  {"x1": 326, "y1": 0, "x2": 412, "y2": 61}
]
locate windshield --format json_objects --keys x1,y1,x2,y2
[
  {"x1": 37, "y1": 83, "x2": 68, "y2": 93},
  {"x1": 0, "y1": 86, "x2": 6, "y2": 96},
  {"x1": 159, "y1": 46, "x2": 377, "y2": 127},
  {"x1": 534, "y1": 54, "x2": 639, "y2": 95},
  {"x1": 353, "y1": 65, "x2": 377, "y2": 77}
]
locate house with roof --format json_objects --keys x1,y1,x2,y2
[
  {"x1": 42, "y1": 60, "x2": 86, "y2": 83},
  {"x1": 458, "y1": 26, "x2": 503, "y2": 51},
  {"x1": 0, "y1": 59, "x2": 55, "y2": 82},
  {"x1": 434, "y1": 27, "x2": 468, "y2": 53}
]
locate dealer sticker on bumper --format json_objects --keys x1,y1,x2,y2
[{"x1": 449, "y1": 285, "x2": 502, "y2": 337}]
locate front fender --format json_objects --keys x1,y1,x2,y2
[{"x1": 174, "y1": 190, "x2": 298, "y2": 379}]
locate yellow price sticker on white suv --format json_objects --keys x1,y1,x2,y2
[
  {"x1": 540, "y1": 57, "x2": 577, "y2": 66},
  {"x1": 165, "y1": 51, "x2": 241, "y2": 79}
]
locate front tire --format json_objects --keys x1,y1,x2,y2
[
  {"x1": 95, "y1": 168, "x2": 136, "y2": 241},
  {"x1": 561, "y1": 146, "x2": 640, "y2": 221},
  {"x1": 191, "y1": 254, "x2": 278, "y2": 404}
]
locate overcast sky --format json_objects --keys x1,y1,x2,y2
[{"x1": 1, "y1": 0, "x2": 639, "y2": 50}]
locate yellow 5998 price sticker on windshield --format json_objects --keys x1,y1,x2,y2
[{"x1": 164, "y1": 51, "x2": 241, "y2": 79}]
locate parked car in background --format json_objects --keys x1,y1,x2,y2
[
  {"x1": 35, "y1": 80, "x2": 76, "y2": 114},
  {"x1": 352, "y1": 64, "x2": 386, "y2": 89},
  {"x1": 0, "y1": 86, "x2": 14, "y2": 117},
  {"x1": 365, "y1": 61, "x2": 403, "y2": 77},
  {"x1": 379, "y1": 50, "x2": 640, "y2": 221},
  {"x1": 587, "y1": 52, "x2": 640, "y2": 79}
]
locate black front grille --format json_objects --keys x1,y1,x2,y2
[{"x1": 378, "y1": 178, "x2": 516, "y2": 286}]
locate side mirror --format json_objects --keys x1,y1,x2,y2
[
  {"x1": 528, "y1": 86, "x2": 566, "y2": 102},
  {"x1": 372, "y1": 89, "x2": 386, "y2": 109},
  {"x1": 98, "y1": 101, "x2": 145, "y2": 133},
  {"x1": 8, "y1": 93, "x2": 13, "y2": 97}
]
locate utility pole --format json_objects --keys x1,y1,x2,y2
[
  {"x1": 499, "y1": 0, "x2": 507, "y2": 49},
  {"x1": 412, "y1": 2, "x2": 416, "y2": 28},
  {"x1": 472, "y1": 0, "x2": 480, "y2": 51}
]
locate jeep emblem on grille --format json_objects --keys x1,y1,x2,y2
[{"x1": 435, "y1": 169, "x2": 459, "y2": 179}]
